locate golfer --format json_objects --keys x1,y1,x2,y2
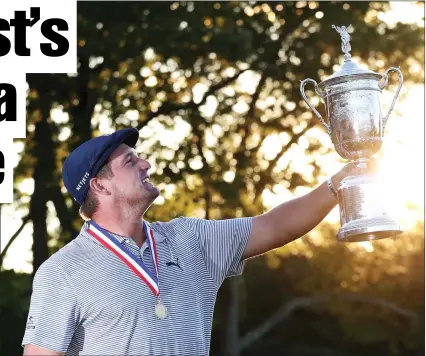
[{"x1": 22, "y1": 127, "x2": 366, "y2": 355}]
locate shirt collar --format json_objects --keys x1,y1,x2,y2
[
  {"x1": 83, "y1": 220, "x2": 166, "y2": 245},
  {"x1": 143, "y1": 221, "x2": 166, "y2": 243}
]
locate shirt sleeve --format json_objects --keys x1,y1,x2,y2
[
  {"x1": 182, "y1": 216, "x2": 253, "y2": 285},
  {"x1": 22, "y1": 259, "x2": 79, "y2": 353}
]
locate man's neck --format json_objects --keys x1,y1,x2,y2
[{"x1": 91, "y1": 214, "x2": 146, "y2": 248}]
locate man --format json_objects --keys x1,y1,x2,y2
[{"x1": 22, "y1": 127, "x2": 367, "y2": 355}]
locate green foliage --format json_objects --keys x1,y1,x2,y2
[
  {"x1": 0, "y1": 271, "x2": 32, "y2": 354},
  {"x1": 231, "y1": 223, "x2": 425, "y2": 355}
]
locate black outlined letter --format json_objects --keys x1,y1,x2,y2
[{"x1": 0, "y1": 84, "x2": 17, "y2": 122}]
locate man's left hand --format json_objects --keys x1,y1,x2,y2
[{"x1": 331, "y1": 159, "x2": 378, "y2": 189}]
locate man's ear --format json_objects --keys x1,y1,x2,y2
[{"x1": 89, "y1": 177, "x2": 111, "y2": 196}]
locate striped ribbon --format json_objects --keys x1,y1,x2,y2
[{"x1": 87, "y1": 220, "x2": 160, "y2": 296}]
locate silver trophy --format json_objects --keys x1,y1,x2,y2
[{"x1": 300, "y1": 25, "x2": 404, "y2": 242}]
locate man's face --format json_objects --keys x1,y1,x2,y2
[{"x1": 102, "y1": 144, "x2": 160, "y2": 208}]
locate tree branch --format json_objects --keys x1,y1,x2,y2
[
  {"x1": 253, "y1": 122, "x2": 314, "y2": 198},
  {"x1": 235, "y1": 73, "x2": 267, "y2": 169},
  {"x1": 238, "y1": 291, "x2": 418, "y2": 352},
  {"x1": 145, "y1": 68, "x2": 250, "y2": 123},
  {"x1": 0, "y1": 214, "x2": 31, "y2": 268},
  {"x1": 267, "y1": 122, "x2": 314, "y2": 176}
]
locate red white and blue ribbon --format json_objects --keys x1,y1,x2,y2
[{"x1": 87, "y1": 220, "x2": 160, "y2": 296}]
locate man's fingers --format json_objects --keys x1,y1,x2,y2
[{"x1": 350, "y1": 159, "x2": 378, "y2": 174}]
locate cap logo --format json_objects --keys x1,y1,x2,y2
[{"x1": 76, "y1": 172, "x2": 90, "y2": 191}]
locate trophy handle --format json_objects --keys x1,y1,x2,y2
[
  {"x1": 379, "y1": 66, "x2": 403, "y2": 130},
  {"x1": 300, "y1": 78, "x2": 332, "y2": 136}
]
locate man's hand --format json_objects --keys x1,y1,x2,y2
[{"x1": 330, "y1": 158, "x2": 378, "y2": 190}]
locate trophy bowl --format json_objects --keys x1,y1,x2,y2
[{"x1": 300, "y1": 25, "x2": 404, "y2": 242}]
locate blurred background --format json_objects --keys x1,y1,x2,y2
[{"x1": 0, "y1": 1, "x2": 424, "y2": 355}]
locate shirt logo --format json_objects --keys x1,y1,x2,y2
[
  {"x1": 26, "y1": 316, "x2": 35, "y2": 330},
  {"x1": 166, "y1": 258, "x2": 182, "y2": 270}
]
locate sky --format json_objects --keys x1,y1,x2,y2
[{"x1": 1, "y1": 1, "x2": 424, "y2": 273}]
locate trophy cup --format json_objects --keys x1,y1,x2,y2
[{"x1": 300, "y1": 25, "x2": 404, "y2": 242}]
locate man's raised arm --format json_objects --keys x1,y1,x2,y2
[{"x1": 243, "y1": 162, "x2": 368, "y2": 259}]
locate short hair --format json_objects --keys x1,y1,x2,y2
[{"x1": 79, "y1": 160, "x2": 114, "y2": 220}]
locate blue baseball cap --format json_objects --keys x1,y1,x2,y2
[{"x1": 62, "y1": 128, "x2": 139, "y2": 205}]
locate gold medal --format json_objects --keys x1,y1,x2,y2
[{"x1": 155, "y1": 301, "x2": 168, "y2": 319}]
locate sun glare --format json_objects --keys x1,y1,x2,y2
[
  {"x1": 377, "y1": 85, "x2": 424, "y2": 229},
  {"x1": 378, "y1": 2, "x2": 425, "y2": 26},
  {"x1": 263, "y1": 84, "x2": 424, "y2": 230}
]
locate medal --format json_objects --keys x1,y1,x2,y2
[
  {"x1": 88, "y1": 221, "x2": 168, "y2": 320},
  {"x1": 155, "y1": 299, "x2": 168, "y2": 319}
]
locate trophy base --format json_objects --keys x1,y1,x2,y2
[{"x1": 337, "y1": 218, "x2": 403, "y2": 242}]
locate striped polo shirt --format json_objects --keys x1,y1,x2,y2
[{"x1": 22, "y1": 216, "x2": 253, "y2": 355}]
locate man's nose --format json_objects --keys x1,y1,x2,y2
[{"x1": 138, "y1": 158, "x2": 151, "y2": 170}]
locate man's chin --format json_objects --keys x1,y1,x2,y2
[
  {"x1": 143, "y1": 188, "x2": 161, "y2": 204},
  {"x1": 153, "y1": 189, "x2": 161, "y2": 202},
  {"x1": 154, "y1": 186, "x2": 161, "y2": 196},
  {"x1": 138, "y1": 192, "x2": 159, "y2": 214}
]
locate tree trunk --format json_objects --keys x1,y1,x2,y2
[
  {"x1": 50, "y1": 184, "x2": 79, "y2": 244},
  {"x1": 224, "y1": 277, "x2": 240, "y2": 356},
  {"x1": 70, "y1": 57, "x2": 96, "y2": 148},
  {"x1": 67, "y1": 57, "x2": 98, "y2": 219},
  {"x1": 30, "y1": 118, "x2": 56, "y2": 275}
]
